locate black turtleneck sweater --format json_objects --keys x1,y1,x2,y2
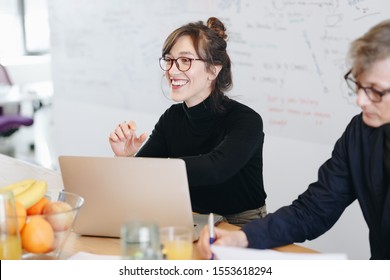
[{"x1": 136, "y1": 97, "x2": 266, "y2": 215}]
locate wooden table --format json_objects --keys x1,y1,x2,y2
[{"x1": 62, "y1": 222, "x2": 317, "y2": 259}]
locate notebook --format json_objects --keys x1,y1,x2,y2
[{"x1": 58, "y1": 155, "x2": 221, "y2": 240}]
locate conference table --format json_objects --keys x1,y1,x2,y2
[
  {"x1": 0, "y1": 154, "x2": 317, "y2": 260},
  {"x1": 61, "y1": 223, "x2": 317, "y2": 260}
]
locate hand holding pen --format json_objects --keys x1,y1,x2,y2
[{"x1": 197, "y1": 215, "x2": 250, "y2": 260}]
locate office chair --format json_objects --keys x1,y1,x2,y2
[{"x1": 0, "y1": 64, "x2": 34, "y2": 139}]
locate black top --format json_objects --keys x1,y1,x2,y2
[{"x1": 136, "y1": 96, "x2": 266, "y2": 215}]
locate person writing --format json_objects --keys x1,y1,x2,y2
[
  {"x1": 109, "y1": 17, "x2": 267, "y2": 226},
  {"x1": 198, "y1": 19, "x2": 390, "y2": 259}
]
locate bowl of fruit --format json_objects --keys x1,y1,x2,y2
[{"x1": 2, "y1": 179, "x2": 84, "y2": 259}]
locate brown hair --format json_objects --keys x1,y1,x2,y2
[
  {"x1": 349, "y1": 19, "x2": 390, "y2": 77},
  {"x1": 162, "y1": 17, "x2": 232, "y2": 112}
]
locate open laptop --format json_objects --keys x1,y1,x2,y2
[{"x1": 58, "y1": 156, "x2": 220, "y2": 240}]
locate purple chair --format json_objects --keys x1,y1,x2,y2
[
  {"x1": 0, "y1": 115, "x2": 34, "y2": 137},
  {"x1": 0, "y1": 64, "x2": 34, "y2": 138}
]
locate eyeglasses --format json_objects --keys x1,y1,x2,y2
[
  {"x1": 344, "y1": 69, "x2": 390, "y2": 103},
  {"x1": 159, "y1": 57, "x2": 204, "y2": 72}
]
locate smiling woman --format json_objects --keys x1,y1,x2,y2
[{"x1": 109, "y1": 17, "x2": 267, "y2": 227}]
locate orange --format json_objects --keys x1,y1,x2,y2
[
  {"x1": 15, "y1": 201, "x2": 27, "y2": 232},
  {"x1": 21, "y1": 216, "x2": 54, "y2": 254},
  {"x1": 27, "y1": 196, "x2": 49, "y2": 215}
]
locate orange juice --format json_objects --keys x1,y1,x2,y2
[
  {"x1": 0, "y1": 234, "x2": 22, "y2": 260},
  {"x1": 162, "y1": 240, "x2": 192, "y2": 260}
]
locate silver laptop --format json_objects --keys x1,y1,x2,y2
[{"x1": 58, "y1": 156, "x2": 217, "y2": 240}]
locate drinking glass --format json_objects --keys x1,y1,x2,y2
[
  {"x1": 121, "y1": 221, "x2": 162, "y2": 260},
  {"x1": 160, "y1": 226, "x2": 193, "y2": 260},
  {"x1": 0, "y1": 191, "x2": 22, "y2": 260}
]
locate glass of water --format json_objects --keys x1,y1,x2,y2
[{"x1": 120, "y1": 220, "x2": 162, "y2": 260}]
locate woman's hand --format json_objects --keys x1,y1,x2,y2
[
  {"x1": 108, "y1": 121, "x2": 148, "y2": 157},
  {"x1": 197, "y1": 225, "x2": 249, "y2": 259}
]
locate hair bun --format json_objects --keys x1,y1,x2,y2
[{"x1": 207, "y1": 17, "x2": 227, "y2": 40}]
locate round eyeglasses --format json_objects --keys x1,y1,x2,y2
[
  {"x1": 159, "y1": 57, "x2": 204, "y2": 72},
  {"x1": 344, "y1": 69, "x2": 390, "y2": 103}
]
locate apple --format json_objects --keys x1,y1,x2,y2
[{"x1": 42, "y1": 201, "x2": 74, "y2": 231}]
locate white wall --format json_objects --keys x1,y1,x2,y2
[{"x1": 50, "y1": 99, "x2": 162, "y2": 166}]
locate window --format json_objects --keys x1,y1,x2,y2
[
  {"x1": 0, "y1": 0, "x2": 50, "y2": 57},
  {"x1": 22, "y1": 0, "x2": 50, "y2": 54},
  {"x1": 0, "y1": 0, "x2": 24, "y2": 57}
]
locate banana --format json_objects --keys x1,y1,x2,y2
[
  {"x1": 0, "y1": 179, "x2": 36, "y2": 197},
  {"x1": 15, "y1": 180, "x2": 48, "y2": 209}
]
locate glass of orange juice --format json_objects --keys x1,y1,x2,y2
[
  {"x1": 0, "y1": 191, "x2": 22, "y2": 260},
  {"x1": 160, "y1": 226, "x2": 192, "y2": 260}
]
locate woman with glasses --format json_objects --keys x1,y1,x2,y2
[
  {"x1": 109, "y1": 17, "x2": 267, "y2": 226},
  {"x1": 198, "y1": 19, "x2": 390, "y2": 260}
]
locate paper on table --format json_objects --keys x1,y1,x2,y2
[
  {"x1": 211, "y1": 245, "x2": 348, "y2": 260},
  {"x1": 67, "y1": 251, "x2": 120, "y2": 260}
]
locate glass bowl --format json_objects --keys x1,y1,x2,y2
[{"x1": 21, "y1": 191, "x2": 84, "y2": 260}]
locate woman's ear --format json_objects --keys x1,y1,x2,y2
[{"x1": 208, "y1": 65, "x2": 222, "y2": 80}]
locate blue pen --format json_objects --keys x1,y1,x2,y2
[{"x1": 209, "y1": 212, "x2": 215, "y2": 260}]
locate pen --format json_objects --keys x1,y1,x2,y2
[{"x1": 209, "y1": 212, "x2": 215, "y2": 260}]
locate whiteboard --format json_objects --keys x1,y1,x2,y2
[{"x1": 48, "y1": 0, "x2": 389, "y2": 144}]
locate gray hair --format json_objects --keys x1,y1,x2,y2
[{"x1": 349, "y1": 19, "x2": 390, "y2": 77}]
